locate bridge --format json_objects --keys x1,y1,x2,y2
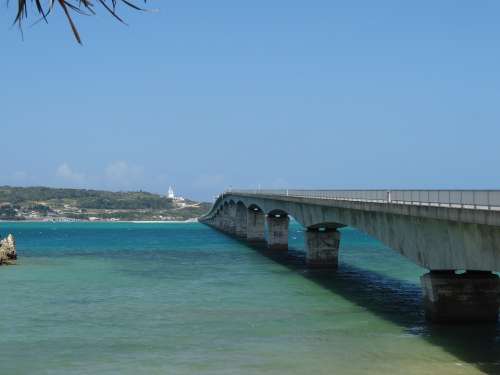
[{"x1": 200, "y1": 189, "x2": 500, "y2": 323}]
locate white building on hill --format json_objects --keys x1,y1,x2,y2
[
  {"x1": 167, "y1": 186, "x2": 185, "y2": 202},
  {"x1": 167, "y1": 186, "x2": 175, "y2": 199}
]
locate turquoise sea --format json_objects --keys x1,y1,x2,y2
[{"x1": 1, "y1": 222, "x2": 499, "y2": 375}]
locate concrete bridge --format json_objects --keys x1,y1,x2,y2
[{"x1": 200, "y1": 189, "x2": 500, "y2": 323}]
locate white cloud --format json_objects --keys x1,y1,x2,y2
[
  {"x1": 104, "y1": 161, "x2": 143, "y2": 187},
  {"x1": 56, "y1": 163, "x2": 85, "y2": 183}
]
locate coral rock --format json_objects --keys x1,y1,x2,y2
[{"x1": 0, "y1": 234, "x2": 16, "y2": 265}]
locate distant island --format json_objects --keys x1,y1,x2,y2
[{"x1": 0, "y1": 186, "x2": 211, "y2": 222}]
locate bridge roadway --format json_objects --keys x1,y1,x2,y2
[{"x1": 200, "y1": 189, "x2": 500, "y2": 323}]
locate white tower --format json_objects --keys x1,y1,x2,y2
[{"x1": 167, "y1": 186, "x2": 175, "y2": 199}]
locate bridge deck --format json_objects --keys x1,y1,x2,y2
[
  {"x1": 227, "y1": 189, "x2": 500, "y2": 211},
  {"x1": 211, "y1": 190, "x2": 500, "y2": 227}
]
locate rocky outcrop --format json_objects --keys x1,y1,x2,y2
[{"x1": 0, "y1": 234, "x2": 16, "y2": 265}]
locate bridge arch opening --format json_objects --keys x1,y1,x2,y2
[
  {"x1": 248, "y1": 204, "x2": 263, "y2": 213},
  {"x1": 307, "y1": 222, "x2": 346, "y2": 231},
  {"x1": 267, "y1": 209, "x2": 289, "y2": 218}
]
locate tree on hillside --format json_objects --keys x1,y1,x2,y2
[{"x1": 10, "y1": 0, "x2": 151, "y2": 44}]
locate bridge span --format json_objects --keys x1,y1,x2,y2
[{"x1": 200, "y1": 189, "x2": 500, "y2": 323}]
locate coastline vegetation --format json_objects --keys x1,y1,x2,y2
[{"x1": 0, "y1": 186, "x2": 210, "y2": 222}]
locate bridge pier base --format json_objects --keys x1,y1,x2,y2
[
  {"x1": 235, "y1": 205, "x2": 247, "y2": 238},
  {"x1": 235, "y1": 220, "x2": 247, "y2": 237},
  {"x1": 266, "y1": 214, "x2": 289, "y2": 251},
  {"x1": 224, "y1": 218, "x2": 236, "y2": 235},
  {"x1": 217, "y1": 218, "x2": 224, "y2": 231},
  {"x1": 211, "y1": 220, "x2": 217, "y2": 228},
  {"x1": 247, "y1": 209, "x2": 266, "y2": 243},
  {"x1": 225, "y1": 204, "x2": 237, "y2": 235},
  {"x1": 306, "y1": 228, "x2": 340, "y2": 269},
  {"x1": 421, "y1": 271, "x2": 500, "y2": 323}
]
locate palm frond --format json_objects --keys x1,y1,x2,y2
[{"x1": 11, "y1": 0, "x2": 152, "y2": 44}]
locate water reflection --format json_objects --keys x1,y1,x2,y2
[{"x1": 233, "y1": 236, "x2": 500, "y2": 375}]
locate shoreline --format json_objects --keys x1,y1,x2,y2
[{"x1": 0, "y1": 219, "x2": 200, "y2": 224}]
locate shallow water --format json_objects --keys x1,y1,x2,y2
[{"x1": 1, "y1": 222, "x2": 499, "y2": 374}]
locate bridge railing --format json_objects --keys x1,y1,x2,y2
[{"x1": 225, "y1": 189, "x2": 500, "y2": 211}]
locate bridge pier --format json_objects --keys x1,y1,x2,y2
[
  {"x1": 246, "y1": 209, "x2": 266, "y2": 243},
  {"x1": 306, "y1": 227, "x2": 340, "y2": 269},
  {"x1": 225, "y1": 218, "x2": 236, "y2": 234},
  {"x1": 235, "y1": 204, "x2": 248, "y2": 238},
  {"x1": 222, "y1": 204, "x2": 237, "y2": 234},
  {"x1": 216, "y1": 216, "x2": 223, "y2": 230},
  {"x1": 421, "y1": 271, "x2": 500, "y2": 323},
  {"x1": 266, "y1": 214, "x2": 289, "y2": 251},
  {"x1": 211, "y1": 216, "x2": 219, "y2": 228}
]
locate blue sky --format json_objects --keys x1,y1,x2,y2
[{"x1": 2, "y1": 1, "x2": 500, "y2": 200}]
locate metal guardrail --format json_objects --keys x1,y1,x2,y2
[{"x1": 223, "y1": 189, "x2": 500, "y2": 211}]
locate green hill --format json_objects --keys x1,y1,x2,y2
[{"x1": 0, "y1": 186, "x2": 211, "y2": 221}]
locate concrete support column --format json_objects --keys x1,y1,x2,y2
[
  {"x1": 235, "y1": 207, "x2": 247, "y2": 238},
  {"x1": 246, "y1": 209, "x2": 265, "y2": 243},
  {"x1": 305, "y1": 228, "x2": 340, "y2": 269},
  {"x1": 220, "y1": 207, "x2": 235, "y2": 234},
  {"x1": 228, "y1": 204, "x2": 238, "y2": 235},
  {"x1": 227, "y1": 218, "x2": 237, "y2": 234},
  {"x1": 221, "y1": 216, "x2": 228, "y2": 231},
  {"x1": 235, "y1": 219, "x2": 247, "y2": 238},
  {"x1": 421, "y1": 271, "x2": 500, "y2": 323},
  {"x1": 266, "y1": 214, "x2": 289, "y2": 251},
  {"x1": 219, "y1": 216, "x2": 227, "y2": 231},
  {"x1": 215, "y1": 216, "x2": 222, "y2": 229}
]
